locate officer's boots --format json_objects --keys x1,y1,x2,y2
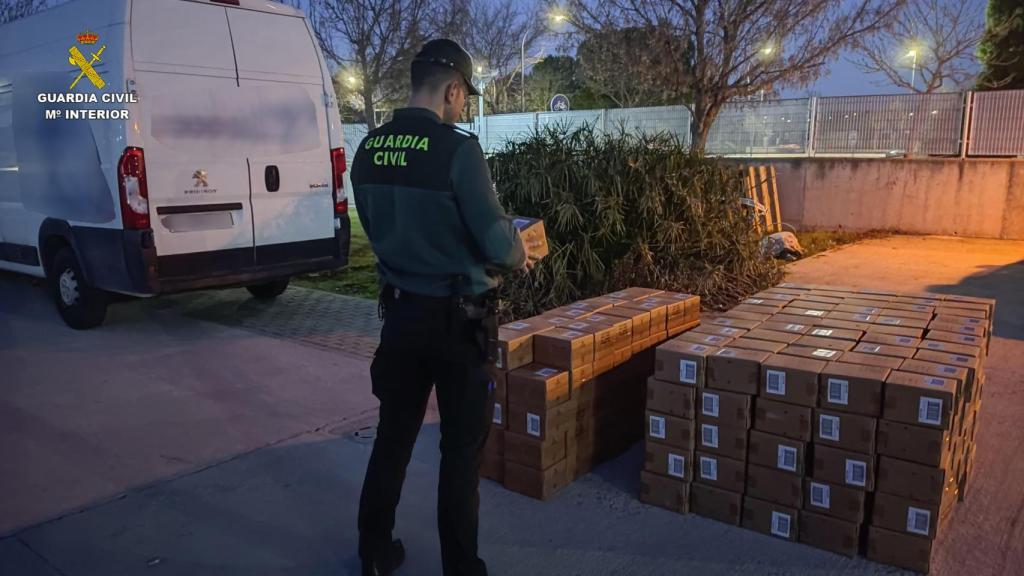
[{"x1": 362, "y1": 539, "x2": 405, "y2": 576}]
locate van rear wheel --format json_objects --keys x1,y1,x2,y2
[
  {"x1": 246, "y1": 278, "x2": 290, "y2": 300},
  {"x1": 50, "y1": 247, "x2": 108, "y2": 329}
]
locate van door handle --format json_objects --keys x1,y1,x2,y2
[{"x1": 264, "y1": 165, "x2": 280, "y2": 192}]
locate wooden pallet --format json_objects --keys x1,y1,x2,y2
[{"x1": 742, "y1": 165, "x2": 782, "y2": 235}]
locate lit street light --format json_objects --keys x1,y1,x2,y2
[
  {"x1": 906, "y1": 49, "x2": 918, "y2": 91},
  {"x1": 521, "y1": 9, "x2": 576, "y2": 112}
]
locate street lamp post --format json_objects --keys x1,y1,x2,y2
[
  {"x1": 521, "y1": 30, "x2": 527, "y2": 112},
  {"x1": 908, "y1": 49, "x2": 918, "y2": 91}
]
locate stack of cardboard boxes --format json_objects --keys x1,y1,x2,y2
[
  {"x1": 487, "y1": 288, "x2": 702, "y2": 501},
  {"x1": 638, "y1": 282, "x2": 993, "y2": 574}
]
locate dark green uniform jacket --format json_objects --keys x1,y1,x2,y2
[{"x1": 351, "y1": 107, "x2": 525, "y2": 297}]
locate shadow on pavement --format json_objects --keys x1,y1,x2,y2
[{"x1": 925, "y1": 258, "x2": 1024, "y2": 341}]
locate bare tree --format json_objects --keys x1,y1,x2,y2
[
  {"x1": 569, "y1": 0, "x2": 904, "y2": 151},
  {"x1": 0, "y1": 0, "x2": 47, "y2": 24},
  {"x1": 851, "y1": 0, "x2": 986, "y2": 93},
  {"x1": 577, "y1": 25, "x2": 691, "y2": 108}
]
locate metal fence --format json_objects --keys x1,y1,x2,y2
[
  {"x1": 340, "y1": 89, "x2": 1024, "y2": 160},
  {"x1": 968, "y1": 90, "x2": 1024, "y2": 157}
]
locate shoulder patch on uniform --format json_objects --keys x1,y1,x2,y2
[{"x1": 446, "y1": 124, "x2": 479, "y2": 140}]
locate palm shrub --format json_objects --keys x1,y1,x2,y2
[{"x1": 488, "y1": 123, "x2": 782, "y2": 322}]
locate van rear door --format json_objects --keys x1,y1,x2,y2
[
  {"x1": 130, "y1": 0, "x2": 256, "y2": 277},
  {"x1": 225, "y1": 8, "x2": 336, "y2": 266}
]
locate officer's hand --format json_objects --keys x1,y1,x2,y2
[{"x1": 522, "y1": 252, "x2": 540, "y2": 272}]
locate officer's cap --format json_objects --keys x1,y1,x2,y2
[{"x1": 413, "y1": 39, "x2": 482, "y2": 96}]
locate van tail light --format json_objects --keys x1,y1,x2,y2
[
  {"x1": 331, "y1": 147, "x2": 347, "y2": 215},
  {"x1": 118, "y1": 147, "x2": 150, "y2": 230}
]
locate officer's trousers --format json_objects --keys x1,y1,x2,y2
[{"x1": 358, "y1": 289, "x2": 493, "y2": 576}]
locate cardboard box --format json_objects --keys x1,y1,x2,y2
[
  {"x1": 876, "y1": 455, "x2": 949, "y2": 504},
  {"x1": 508, "y1": 400, "x2": 575, "y2": 441},
  {"x1": 865, "y1": 324, "x2": 925, "y2": 339},
  {"x1": 929, "y1": 322, "x2": 986, "y2": 338},
  {"x1": 546, "y1": 306, "x2": 595, "y2": 321},
  {"x1": 602, "y1": 306, "x2": 652, "y2": 343},
  {"x1": 882, "y1": 302, "x2": 936, "y2": 314},
  {"x1": 742, "y1": 328, "x2": 802, "y2": 345},
  {"x1": 721, "y1": 309, "x2": 772, "y2": 322},
  {"x1": 623, "y1": 299, "x2": 669, "y2": 334},
  {"x1": 639, "y1": 470, "x2": 689, "y2": 513},
  {"x1": 653, "y1": 294, "x2": 691, "y2": 328},
  {"x1": 866, "y1": 525, "x2": 934, "y2": 573},
  {"x1": 741, "y1": 496, "x2": 798, "y2": 542},
  {"x1": 708, "y1": 316, "x2": 762, "y2": 330},
  {"x1": 533, "y1": 329, "x2": 595, "y2": 373},
  {"x1": 814, "y1": 317, "x2": 874, "y2": 332},
  {"x1": 690, "y1": 483, "x2": 742, "y2": 526},
  {"x1": 503, "y1": 460, "x2": 568, "y2": 501},
  {"x1": 834, "y1": 351, "x2": 904, "y2": 370},
  {"x1": 803, "y1": 478, "x2": 866, "y2": 523},
  {"x1": 798, "y1": 511, "x2": 859, "y2": 558},
  {"x1": 918, "y1": 339, "x2": 983, "y2": 358},
  {"x1": 507, "y1": 364, "x2": 570, "y2": 409},
  {"x1": 733, "y1": 303, "x2": 784, "y2": 316},
  {"x1": 852, "y1": 341, "x2": 916, "y2": 359},
  {"x1": 933, "y1": 313, "x2": 987, "y2": 327},
  {"x1": 727, "y1": 337, "x2": 787, "y2": 354},
  {"x1": 493, "y1": 319, "x2": 554, "y2": 371},
  {"x1": 559, "y1": 319, "x2": 618, "y2": 362},
  {"x1": 676, "y1": 331, "x2": 735, "y2": 348},
  {"x1": 874, "y1": 315, "x2": 929, "y2": 330},
  {"x1": 644, "y1": 440, "x2": 692, "y2": 481},
  {"x1": 646, "y1": 411, "x2": 695, "y2": 450},
  {"x1": 613, "y1": 346, "x2": 632, "y2": 367},
  {"x1": 813, "y1": 409, "x2": 877, "y2": 454},
  {"x1": 899, "y1": 359, "x2": 968, "y2": 398},
  {"x1": 746, "y1": 463, "x2": 803, "y2": 508},
  {"x1": 740, "y1": 296, "x2": 787, "y2": 310},
  {"x1": 758, "y1": 320, "x2": 812, "y2": 334},
  {"x1": 706, "y1": 347, "x2": 771, "y2": 395},
  {"x1": 860, "y1": 332, "x2": 922, "y2": 348},
  {"x1": 812, "y1": 444, "x2": 875, "y2": 491},
  {"x1": 481, "y1": 429, "x2": 504, "y2": 482},
  {"x1": 872, "y1": 491, "x2": 952, "y2": 540},
  {"x1": 696, "y1": 388, "x2": 752, "y2": 429},
  {"x1": 753, "y1": 397, "x2": 812, "y2": 441},
  {"x1": 747, "y1": 430, "x2": 806, "y2": 475},
  {"x1": 794, "y1": 334, "x2": 858, "y2": 351},
  {"x1": 794, "y1": 294, "x2": 844, "y2": 306},
  {"x1": 511, "y1": 216, "x2": 548, "y2": 259},
  {"x1": 833, "y1": 303, "x2": 884, "y2": 315},
  {"x1": 504, "y1": 430, "x2": 567, "y2": 469},
  {"x1": 779, "y1": 345, "x2": 844, "y2": 362},
  {"x1": 583, "y1": 313, "x2": 633, "y2": 346},
  {"x1": 876, "y1": 419, "x2": 952, "y2": 468},
  {"x1": 646, "y1": 376, "x2": 695, "y2": 420},
  {"x1": 884, "y1": 370, "x2": 957, "y2": 430},
  {"x1": 566, "y1": 299, "x2": 614, "y2": 314},
  {"x1": 826, "y1": 310, "x2": 876, "y2": 323},
  {"x1": 695, "y1": 451, "x2": 746, "y2": 493},
  {"x1": 914, "y1": 349, "x2": 980, "y2": 399},
  {"x1": 654, "y1": 340, "x2": 717, "y2": 386},
  {"x1": 605, "y1": 287, "x2": 664, "y2": 301},
  {"x1": 695, "y1": 419, "x2": 748, "y2": 460},
  {"x1": 818, "y1": 362, "x2": 888, "y2": 416},
  {"x1": 667, "y1": 320, "x2": 699, "y2": 338},
  {"x1": 692, "y1": 323, "x2": 748, "y2": 339},
  {"x1": 759, "y1": 354, "x2": 826, "y2": 407}
]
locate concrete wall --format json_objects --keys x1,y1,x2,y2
[{"x1": 769, "y1": 158, "x2": 1024, "y2": 240}]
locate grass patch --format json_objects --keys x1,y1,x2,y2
[
  {"x1": 795, "y1": 229, "x2": 889, "y2": 258},
  {"x1": 294, "y1": 213, "x2": 379, "y2": 299}
]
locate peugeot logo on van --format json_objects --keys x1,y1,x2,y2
[{"x1": 192, "y1": 170, "x2": 209, "y2": 188}]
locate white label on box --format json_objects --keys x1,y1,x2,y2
[
  {"x1": 642, "y1": 302, "x2": 657, "y2": 309},
  {"x1": 534, "y1": 367, "x2": 559, "y2": 377},
  {"x1": 493, "y1": 402, "x2": 503, "y2": 425},
  {"x1": 708, "y1": 336, "x2": 723, "y2": 343},
  {"x1": 569, "y1": 302, "x2": 587, "y2": 309},
  {"x1": 722, "y1": 328, "x2": 740, "y2": 335},
  {"x1": 881, "y1": 317, "x2": 901, "y2": 325},
  {"x1": 702, "y1": 392, "x2": 720, "y2": 417},
  {"x1": 864, "y1": 307, "x2": 880, "y2": 314},
  {"x1": 716, "y1": 319, "x2": 733, "y2": 326},
  {"x1": 566, "y1": 310, "x2": 587, "y2": 318},
  {"x1": 690, "y1": 344, "x2": 708, "y2": 352},
  {"x1": 819, "y1": 414, "x2": 841, "y2": 441},
  {"x1": 966, "y1": 317, "x2": 981, "y2": 325},
  {"x1": 941, "y1": 365, "x2": 958, "y2": 375},
  {"x1": 926, "y1": 377, "x2": 945, "y2": 387},
  {"x1": 777, "y1": 445, "x2": 798, "y2": 472},
  {"x1": 785, "y1": 324, "x2": 806, "y2": 331},
  {"x1": 716, "y1": 348, "x2": 736, "y2": 357},
  {"x1": 563, "y1": 330, "x2": 584, "y2": 338},
  {"x1": 953, "y1": 355, "x2": 970, "y2": 363},
  {"x1": 926, "y1": 342, "x2": 941, "y2": 349},
  {"x1": 771, "y1": 512, "x2": 792, "y2": 538},
  {"x1": 699, "y1": 456, "x2": 718, "y2": 480},
  {"x1": 919, "y1": 397, "x2": 943, "y2": 425},
  {"x1": 527, "y1": 413, "x2": 541, "y2": 437},
  {"x1": 897, "y1": 337, "x2": 914, "y2": 345},
  {"x1": 845, "y1": 459, "x2": 867, "y2": 487},
  {"x1": 863, "y1": 344, "x2": 882, "y2": 353},
  {"x1": 679, "y1": 360, "x2": 698, "y2": 384},
  {"x1": 549, "y1": 317, "x2": 568, "y2": 325},
  {"x1": 508, "y1": 322, "x2": 530, "y2": 330},
  {"x1": 827, "y1": 378, "x2": 849, "y2": 405},
  {"x1": 804, "y1": 310, "x2": 826, "y2": 317},
  {"x1": 765, "y1": 370, "x2": 787, "y2": 395},
  {"x1": 810, "y1": 482, "x2": 831, "y2": 509},
  {"x1": 649, "y1": 415, "x2": 666, "y2": 439},
  {"x1": 496, "y1": 347, "x2": 504, "y2": 369},
  {"x1": 963, "y1": 335, "x2": 978, "y2": 343},
  {"x1": 569, "y1": 321, "x2": 589, "y2": 329},
  {"x1": 747, "y1": 299, "x2": 765, "y2": 305},
  {"x1": 812, "y1": 329, "x2": 834, "y2": 336},
  {"x1": 812, "y1": 349, "x2": 838, "y2": 358},
  {"x1": 855, "y1": 314, "x2": 872, "y2": 321},
  {"x1": 701, "y1": 424, "x2": 719, "y2": 448},
  {"x1": 907, "y1": 507, "x2": 932, "y2": 536},
  {"x1": 512, "y1": 218, "x2": 531, "y2": 228},
  {"x1": 668, "y1": 453, "x2": 686, "y2": 479},
  {"x1": 610, "y1": 291, "x2": 628, "y2": 298}
]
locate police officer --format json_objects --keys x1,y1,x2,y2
[{"x1": 351, "y1": 39, "x2": 538, "y2": 576}]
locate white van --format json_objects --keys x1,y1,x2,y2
[{"x1": 0, "y1": 0, "x2": 351, "y2": 329}]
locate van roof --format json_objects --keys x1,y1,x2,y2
[{"x1": 0, "y1": 0, "x2": 303, "y2": 27}]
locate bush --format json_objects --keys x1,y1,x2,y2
[{"x1": 488, "y1": 124, "x2": 782, "y2": 322}]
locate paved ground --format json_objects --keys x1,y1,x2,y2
[{"x1": 2, "y1": 235, "x2": 1023, "y2": 576}]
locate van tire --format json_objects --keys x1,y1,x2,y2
[
  {"x1": 50, "y1": 247, "x2": 108, "y2": 329},
  {"x1": 246, "y1": 278, "x2": 290, "y2": 300}
]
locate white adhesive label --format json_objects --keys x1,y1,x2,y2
[
  {"x1": 679, "y1": 360, "x2": 698, "y2": 384},
  {"x1": 819, "y1": 414, "x2": 841, "y2": 441},
  {"x1": 569, "y1": 322, "x2": 589, "y2": 329},
  {"x1": 845, "y1": 459, "x2": 867, "y2": 487},
  {"x1": 492, "y1": 403, "x2": 503, "y2": 425},
  {"x1": 496, "y1": 347, "x2": 504, "y2": 369},
  {"x1": 766, "y1": 370, "x2": 787, "y2": 395},
  {"x1": 771, "y1": 512, "x2": 792, "y2": 538},
  {"x1": 804, "y1": 310, "x2": 826, "y2": 317},
  {"x1": 668, "y1": 453, "x2": 686, "y2": 479},
  {"x1": 649, "y1": 415, "x2": 666, "y2": 439},
  {"x1": 812, "y1": 349, "x2": 838, "y2": 358},
  {"x1": 534, "y1": 367, "x2": 559, "y2": 377},
  {"x1": 907, "y1": 507, "x2": 932, "y2": 536},
  {"x1": 699, "y1": 456, "x2": 718, "y2": 480},
  {"x1": 777, "y1": 445, "x2": 798, "y2": 472},
  {"x1": 702, "y1": 392, "x2": 720, "y2": 417},
  {"x1": 827, "y1": 378, "x2": 849, "y2": 406},
  {"x1": 527, "y1": 413, "x2": 541, "y2": 437},
  {"x1": 701, "y1": 424, "x2": 719, "y2": 448},
  {"x1": 785, "y1": 324, "x2": 805, "y2": 331},
  {"x1": 562, "y1": 330, "x2": 584, "y2": 338},
  {"x1": 508, "y1": 322, "x2": 529, "y2": 330},
  {"x1": 919, "y1": 397, "x2": 943, "y2": 425},
  {"x1": 810, "y1": 482, "x2": 831, "y2": 509},
  {"x1": 812, "y1": 329, "x2": 834, "y2": 336}
]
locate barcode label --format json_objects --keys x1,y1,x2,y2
[
  {"x1": 708, "y1": 336, "x2": 723, "y2": 343},
  {"x1": 953, "y1": 355, "x2": 970, "y2": 363},
  {"x1": 881, "y1": 317, "x2": 901, "y2": 325},
  {"x1": 804, "y1": 310, "x2": 826, "y2": 317},
  {"x1": 864, "y1": 307, "x2": 880, "y2": 314},
  {"x1": 549, "y1": 317, "x2": 568, "y2": 324},
  {"x1": 701, "y1": 424, "x2": 719, "y2": 448},
  {"x1": 919, "y1": 397, "x2": 943, "y2": 425},
  {"x1": 926, "y1": 377, "x2": 945, "y2": 387},
  {"x1": 563, "y1": 330, "x2": 584, "y2": 338},
  {"x1": 766, "y1": 370, "x2": 787, "y2": 395},
  {"x1": 569, "y1": 321, "x2": 589, "y2": 329},
  {"x1": 722, "y1": 328, "x2": 740, "y2": 335},
  {"x1": 569, "y1": 303, "x2": 587, "y2": 309},
  {"x1": 812, "y1": 329, "x2": 834, "y2": 336},
  {"x1": 810, "y1": 482, "x2": 831, "y2": 509},
  {"x1": 493, "y1": 403, "x2": 503, "y2": 425},
  {"x1": 527, "y1": 413, "x2": 541, "y2": 437},
  {"x1": 785, "y1": 323, "x2": 805, "y2": 331},
  {"x1": 777, "y1": 445, "x2": 798, "y2": 472},
  {"x1": 897, "y1": 337, "x2": 913, "y2": 344},
  {"x1": 747, "y1": 299, "x2": 765, "y2": 304},
  {"x1": 535, "y1": 368, "x2": 559, "y2": 377},
  {"x1": 827, "y1": 378, "x2": 849, "y2": 405},
  {"x1": 649, "y1": 415, "x2": 666, "y2": 439},
  {"x1": 845, "y1": 459, "x2": 867, "y2": 487},
  {"x1": 699, "y1": 456, "x2": 718, "y2": 480},
  {"x1": 679, "y1": 360, "x2": 698, "y2": 384},
  {"x1": 702, "y1": 393, "x2": 720, "y2": 417},
  {"x1": 668, "y1": 453, "x2": 686, "y2": 479},
  {"x1": 496, "y1": 347, "x2": 504, "y2": 369},
  {"x1": 690, "y1": 344, "x2": 708, "y2": 352},
  {"x1": 716, "y1": 319, "x2": 733, "y2": 326},
  {"x1": 508, "y1": 322, "x2": 529, "y2": 330},
  {"x1": 963, "y1": 335, "x2": 978, "y2": 343},
  {"x1": 813, "y1": 349, "x2": 838, "y2": 358},
  {"x1": 942, "y1": 365, "x2": 957, "y2": 374},
  {"x1": 907, "y1": 507, "x2": 932, "y2": 536},
  {"x1": 819, "y1": 414, "x2": 841, "y2": 441},
  {"x1": 926, "y1": 342, "x2": 941, "y2": 349},
  {"x1": 716, "y1": 348, "x2": 736, "y2": 357},
  {"x1": 864, "y1": 344, "x2": 882, "y2": 353},
  {"x1": 855, "y1": 314, "x2": 872, "y2": 321},
  {"x1": 965, "y1": 318, "x2": 981, "y2": 324},
  {"x1": 610, "y1": 291, "x2": 627, "y2": 298},
  {"x1": 566, "y1": 310, "x2": 587, "y2": 318},
  {"x1": 771, "y1": 512, "x2": 792, "y2": 538}
]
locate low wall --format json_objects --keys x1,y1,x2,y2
[{"x1": 768, "y1": 158, "x2": 1024, "y2": 240}]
